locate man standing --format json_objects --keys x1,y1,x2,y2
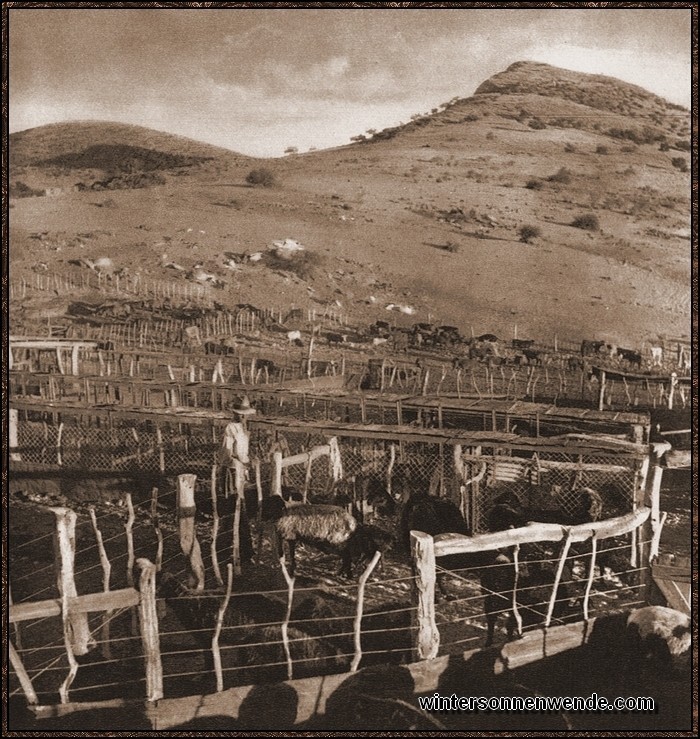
[{"x1": 217, "y1": 396, "x2": 256, "y2": 571}]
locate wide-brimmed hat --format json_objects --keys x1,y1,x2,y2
[{"x1": 231, "y1": 395, "x2": 256, "y2": 416}]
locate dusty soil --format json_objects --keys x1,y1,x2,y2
[{"x1": 9, "y1": 63, "x2": 691, "y2": 347}]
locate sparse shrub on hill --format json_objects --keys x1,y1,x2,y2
[
  {"x1": 528, "y1": 118, "x2": 546, "y2": 130},
  {"x1": 620, "y1": 145, "x2": 637, "y2": 153},
  {"x1": 674, "y1": 138, "x2": 690, "y2": 151},
  {"x1": 595, "y1": 145, "x2": 609, "y2": 155},
  {"x1": 571, "y1": 213, "x2": 600, "y2": 231},
  {"x1": 525, "y1": 178, "x2": 544, "y2": 190},
  {"x1": 564, "y1": 142, "x2": 577, "y2": 153},
  {"x1": 463, "y1": 114, "x2": 480, "y2": 122},
  {"x1": 547, "y1": 167, "x2": 572, "y2": 185},
  {"x1": 266, "y1": 250, "x2": 324, "y2": 280},
  {"x1": 670, "y1": 157, "x2": 688, "y2": 172},
  {"x1": 518, "y1": 225, "x2": 541, "y2": 244},
  {"x1": 444, "y1": 241, "x2": 460, "y2": 253},
  {"x1": 659, "y1": 142, "x2": 671, "y2": 152},
  {"x1": 10, "y1": 180, "x2": 44, "y2": 198},
  {"x1": 246, "y1": 168, "x2": 277, "y2": 188}
]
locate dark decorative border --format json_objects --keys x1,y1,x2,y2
[{"x1": 2, "y1": 2, "x2": 697, "y2": 736}]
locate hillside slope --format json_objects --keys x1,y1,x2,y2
[{"x1": 8, "y1": 63, "x2": 691, "y2": 347}]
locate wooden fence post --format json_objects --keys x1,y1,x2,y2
[
  {"x1": 641, "y1": 442, "x2": 670, "y2": 598},
  {"x1": 136, "y1": 559, "x2": 163, "y2": 702},
  {"x1": 228, "y1": 463, "x2": 243, "y2": 577},
  {"x1": 210, "y1": 465, "x2": 223, "y2": 586},
  {"x1": 156, "y1": 426, "x2": 165, "y2": 473},
  {"x1": 410, "y1": 530, "x2": 439, "y2": 661},
  {"x1": 9, "y1": 408, "x2": 21, "y2": 462},
  {"x1": 89, "y1": 508, "x2": 113, "y2": 660},
  {"x1": 597, "y1": 370, "x2": 606, "y2": 411},
  {"x1": 50, "y1": 507, "x2": 95, "y2": 656},
  {"x1": 212, "y1": 564, "x2": 234, "y2": 692},
  {"x1": 9, "y1": 642, "x2": 38, "y2": 706},
  {"x1": 272, "y1": 451, "x2": 283, "y2": 497},
  {"x1": 177, "y1": 474, "x2": 206, "y2": 590},
  {"x1": 351, "y1": 550, "x2": 382, "y2": 672}
]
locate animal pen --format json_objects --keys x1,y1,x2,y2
[
  {"x1": 9, "y1": 333, "x2": 690, "y2": 412},
  {"x1": 8, "y1": 401, "x2": 669, "y2": 724}
]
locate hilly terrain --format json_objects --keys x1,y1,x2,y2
[{"x1": 8, "y1": 62, "x2": 692, "y2": 347}]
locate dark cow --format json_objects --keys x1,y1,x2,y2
[
  {"x1": 435, "y1": 326, "x2": 462, "y2": 345},
  {"x1": 581, "y1": 340, "x2": 605, "y2": 357},
  {"x1": 369, "y1": 320, "x2": 391, "y2": 336},
  {"x1": 616, "y1": 348, "x2": 643, "y2": 368},
  {"x1": 326, "y1": 332, "x2": 347, "y2": 346},
  {"x1": 522, "y1": 348, "x2": 546, "y2": 365}
]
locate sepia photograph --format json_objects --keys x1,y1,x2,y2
[{"x1": 5, "y1": 4, "x2": 695, "y2": 733}]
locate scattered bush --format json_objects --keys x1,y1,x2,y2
[
  {"x1": 620, "y1": 145, "x2": 637, "y2": 153},
  {"x1": 10, "y1": 180, "x2": 44, "y2": 198},
  {"x1": 463, "y1": 114, "x2": 480, "y2": 123},
  {"x1": 265, "y1": 250, "x2": 324, "y2": 280},
  {"x1": 671, "y1": 157, "x2": 689, "y2": 172},
  {"x1": 659, "y1": 142, "x2": 671, "y2": 152},
  {"x1": 674, "y1": 138, "x2": 691, "y2": 151},
  {"x1": 443, "y1": 241, "x2": 460, "y2": 253},
  {"x1": 525, "y1": 178, "x2": 544, "y2": 190},
  {"x1": 547, "y1": 167, "x2": 573, "y2": 185},
  {"x1": 246, "y1": 168, "x2": 277, "y2": 188},
  {"x1": 528, "y1": 118, "x2": 546, "y2": 130},
  {"x1": 595, "y1": 145, "x2": 609, "y2": 155},
  {"x1": 518, "y1": 225, "x2": 541, "y2": 244},
  {"x1": 571, "y1": 213, "x2": 600, "y2": 231},
  {"x1": 564, "y1": 142, "x2": 577, "y2": 153}
]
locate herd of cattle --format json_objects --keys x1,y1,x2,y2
[{"x1": 202, "y1": 313, "x2": 675, "y2": 374}]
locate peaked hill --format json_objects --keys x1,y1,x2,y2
[{"x1": 8, "y1": 63, "x2": 692, "y2": 347}]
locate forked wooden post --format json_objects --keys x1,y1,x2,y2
[
  {"x1": 136, "y1": 559, "x2": 163, "y2": 702},
  {"x1": 410, "y1": 530, "x2": 439, "y2": 661},
  {"x1": 177, "y1": 474, "x2": 206, "y2": 590},
  {"x1": 50, "y1": 507, "x2": 95, "y2": 656}
]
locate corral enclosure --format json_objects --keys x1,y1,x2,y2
[
  {"x1": 8, "y1": 313, "x2": 690, "y2": 728},
  {"x1": 9, "y1": 399, "x2": 663, "y2": 715}
]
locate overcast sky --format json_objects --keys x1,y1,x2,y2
[{"x1": 9, "y1": 7, "x2": 693, "y2": 157}]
